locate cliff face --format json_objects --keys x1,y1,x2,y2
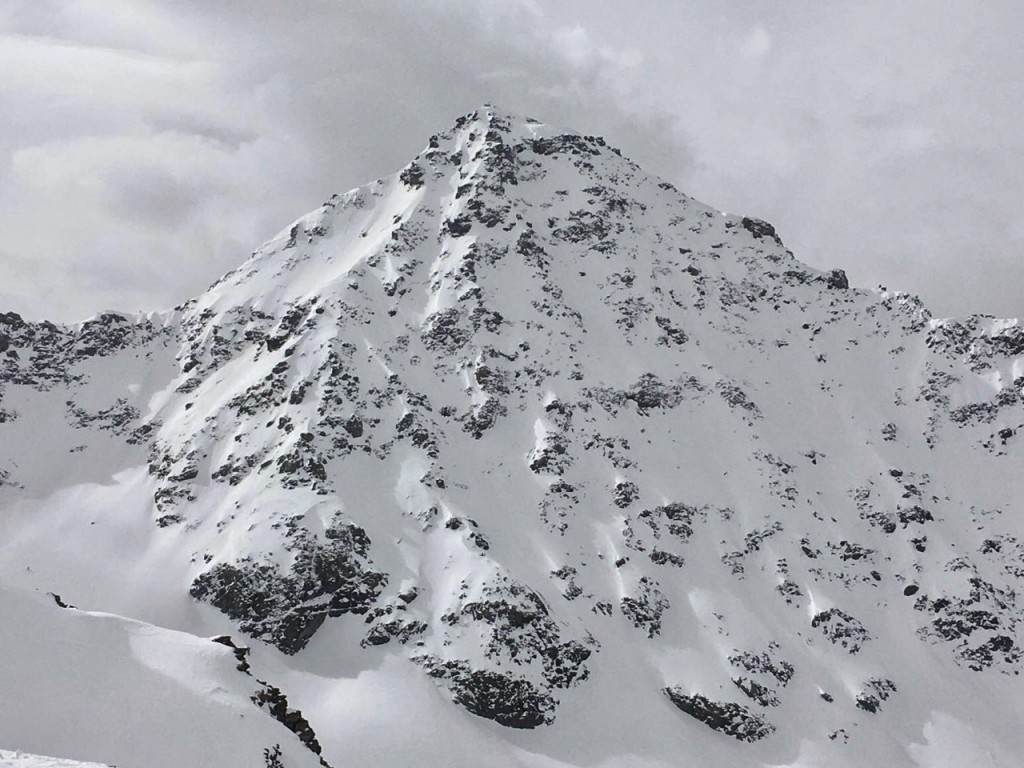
[{"x1": 1, "y1": 106, "x2": 1023, "y2": 768}]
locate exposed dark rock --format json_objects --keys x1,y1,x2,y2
[
  {"x1": 190, "y1": 517, "x2": 387, "y2": 654},
  {"x1": 550, "y1": 209, "x2": 612, "y2": 244},
  {"x1": 740, "y1": 217, "x2": 782, "y2": 246},
  {"x1": 155, "y1": 513, "x2": 184, "y2": 527},
  {"x1": 528, "y1": 435, "x2": 570, "y2": 475},
  {"x1": 655, "y1": 315, "x2": 688, "y2": 346},
  {"x1": 263, "y1": 744, "x2": 285, "y2": 768},
  {"x1": 455, "y1": 581, "x2": 594, "y2": 688},
  {"x1": 627, "y1": 374, "x2": 692, "y2": 410},
  {"x1": 826, "y1": 269, "x2": 849, "y2": 290},
  {"x1": 252, "y1": 683, "x2": 331, "y2": 765},
  {"x1": 915, "y1": 576, "x2": 1022, "y2": 670},
  {"x1": 811, "y1": 608, "x2": 870, "y2": 654},
  {"x1": 855, "y1": 678, "x2": 897, "y2": 713},
  {"x1": 211, "y1": 634, "x2": 252, "y2": 673},
  {"x1": 0, "y1": 311, "x2": 25, "y2": 328},
  {"x1": 420, "y1": 573, "x2": 596, "y2": 727},
  {"x1": 716, "y1": 381, "x2": 762, "y2": 419},
  {"x1": 613, "y1": 481, "x2": 639, "y2": 508},
  {"x1": 831, "y1": 540, "x2": 875, "y2": 562},
  {"x1": 399, "y1": 162, "x2": 425, "y2": 189},
  {"x1": 418, "y1": 658, "x2": 555, "y2": 728},
  {"x1": 728, "y1": 647, "x2": 795, "y2": 686},
  {"x1": 895, "y1": 504, "x2": 934, "y2": 527},
  {"x1": 639, "y1": 502, "x2": 706, "y2": 544},
  {"x1": 621, "y1": 576, "x2": 669, "y2": 637},
  {"x1": 531, "y1": 135, "x2": 601, "y2": 158},
  {"x1": 663, "y1": 689, "x2": 775, "y2": 741},
  {"x1": 586, "y1": 374, "x2": 705, "y2": 416},
  {"x1": 361, "y1": 610, "x2": 427, "y2": 648},
  {"x1": 343, "y1": 415, "x2": 364, "y2": 438},
  {"x1": 462, "y1": 397, "x2": 507, "y2": 439},
  {"x1": 422, "y1": 308, "x2": 471, "y2": 353},
  {"x1": 649, "y1": 550, "x2": 686, "y2": 567},
  {"x1": 732, "y1": 677, "x2": 780, "y2": 707},
  {"x1": 551, "y1": 565, "x2": 584, "y2": 600},
  {"x1": 443, "y1": 216, "x2": 473, "y2": 238},
  {"x1": 49, "y1": 593, "x2": 75, "y2": 609},
  {"x1": 776, "y1": 579, "x2": 803, "y2": 604}
]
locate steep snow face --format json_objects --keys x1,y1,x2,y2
[{"x1": 2, "y1": 105, "x2": 1024, "y2": 767}]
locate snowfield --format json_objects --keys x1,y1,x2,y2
[{"x1": 1, "y1": 106, "x2": 1022, "y2": 767}]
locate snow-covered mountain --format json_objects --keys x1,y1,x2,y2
[{"x1": 1, "y1": 105, "x2": 1022, "y2": 768}]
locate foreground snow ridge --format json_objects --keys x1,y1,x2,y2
[
  {"x1": 1, "y1": 105, "x2": 1023, "y2": 767},
  {"x1": 0, "y1": 752, "x2": 113, "y2": 768}
]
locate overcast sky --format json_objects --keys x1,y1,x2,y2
[{"x1": 2, "y1": 1, "x2": 1022, "y2": 322}]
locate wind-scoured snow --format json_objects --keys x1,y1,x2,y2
[{"x1": 1, "y1": 105, "x2": 1022, "y2": 767}]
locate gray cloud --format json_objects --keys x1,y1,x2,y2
[{"x1": 0, "y1": 0, "x2": 1021, "y2": 321}]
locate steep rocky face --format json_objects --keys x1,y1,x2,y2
[{"x1": 1, "y1": 106, "x2": 1023, "y2": 767}]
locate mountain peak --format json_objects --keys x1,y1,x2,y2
[
  {"x1": 198, "y1": 104, "x2": 817, "y2": 322},
  {"x1": 3, "y1": 107, "x2": 1023, "y2": 768},
  {"x1": 448, "y1": 103, "x2": 568, "y2": 141}
]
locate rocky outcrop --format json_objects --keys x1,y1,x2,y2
[
  {"x1": 190, "y1": 518, "x2": 386, "y2": 654},
  {"x1": 811, "y1": 608, "x2": 870, "y2": 654},
  {"x1": 663, "y1": 689, "x2": 775, "y2": 741},
  {"x1": 416, "y1": 573, "x2": 596, "y2": 726}
]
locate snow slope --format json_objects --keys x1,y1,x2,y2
[
  {"x1": 0, "y1": 588, "x2": 327, "y2": 768},
  {"x1": 1, "y1": 105, "x2": 1022, "y2": 767},
  {"x1": 0, "y1": 750, "x2": 112, "y2": 768}
]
